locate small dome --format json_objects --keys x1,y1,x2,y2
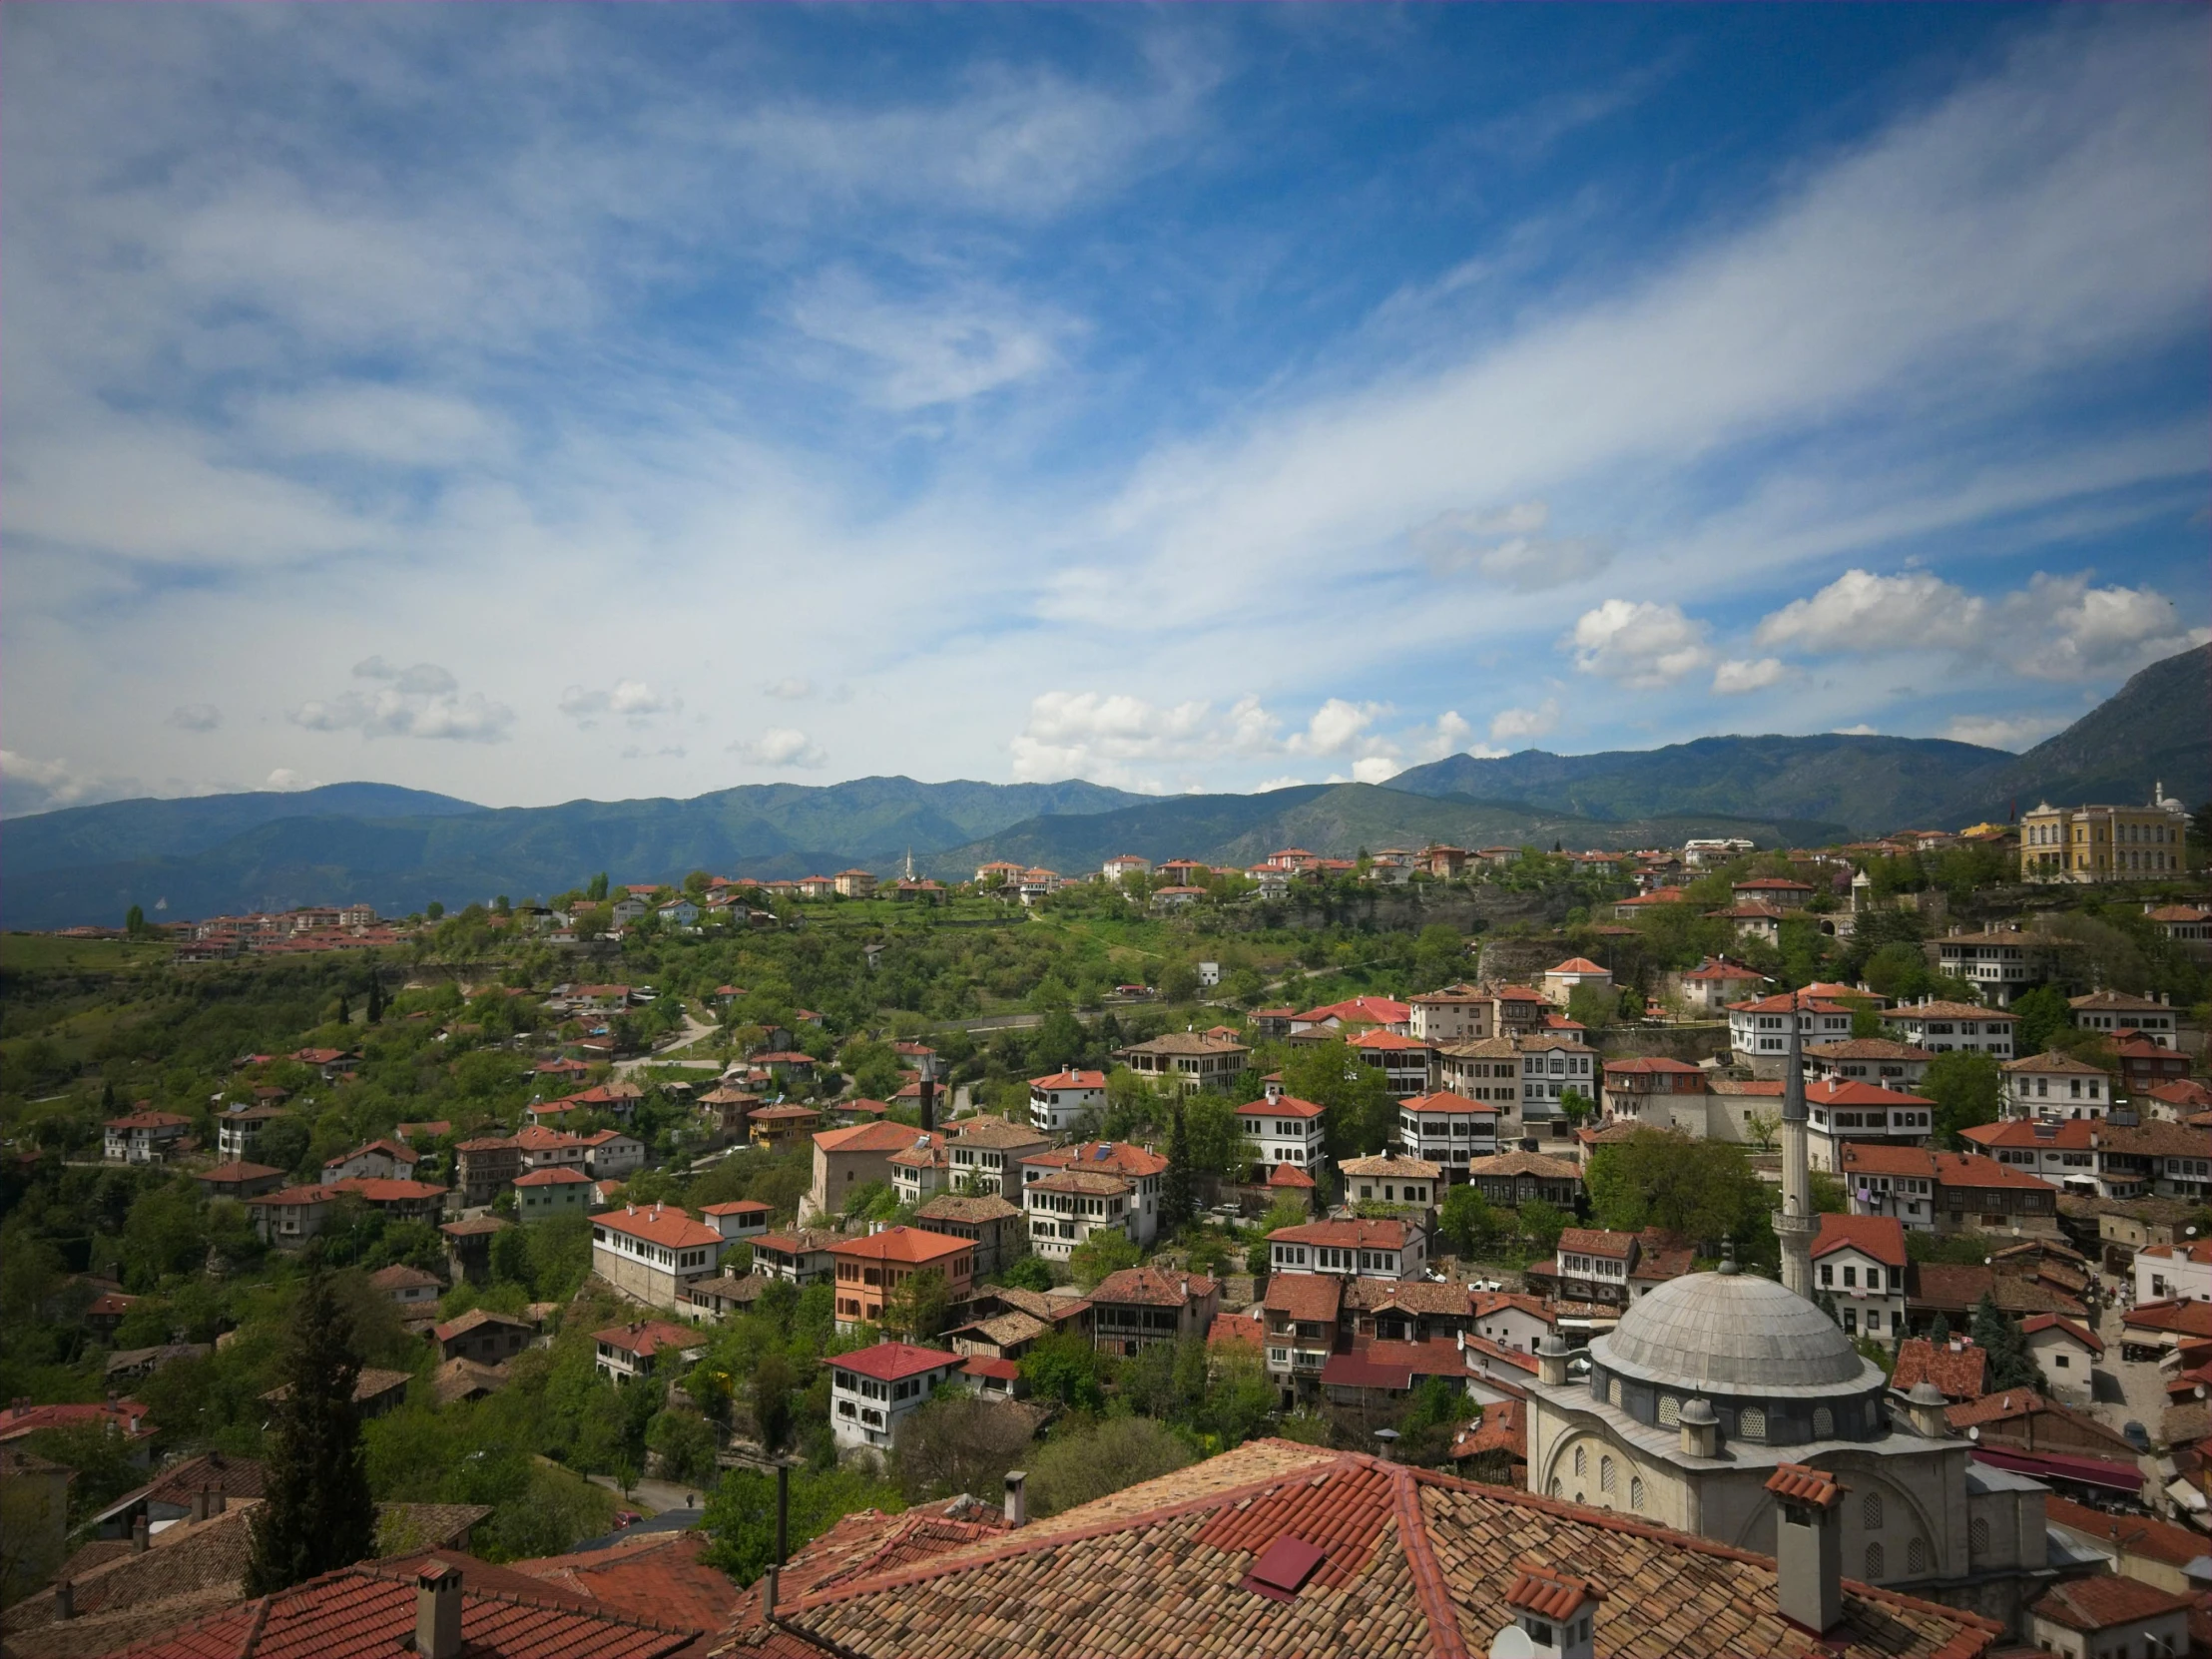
[{"x1": 1595, "y1": 1271, "x2": 1878, "y2": 1395}]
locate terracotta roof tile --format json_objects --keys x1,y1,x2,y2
[{"x1": 2031, "y1": 1573, "x2": 2196, "y2": 1632}]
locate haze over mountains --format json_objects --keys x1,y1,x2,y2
[{"x1": 6, "y1": 645, "x2": 2203, "y2": 931}]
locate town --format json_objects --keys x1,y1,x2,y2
[{"x1": 3, "y1": 795, "x2": 2210, "y2": 1659}]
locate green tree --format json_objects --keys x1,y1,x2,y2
[
  {"x1": 881, "y1": 1268, "x2": 951, "y2": 1342},
  {"x1": 425, "y1": 901, "x2": 444, "y2": 921},
  {"x1": 702, "y1": 1463, "x2": 901, "y2": 1584},
  {"x1": 1921, "y1": 1050, "x2": 2001, "y2": 1148},
  {"x1": 1519, "y1": 1199, "x2": 1568, "y2": 1255},
  {"x1": 1850, "y1": 1007, "x2": 1885, "y2": 1039},
  {"x1": 365, "y1": 974, "x2": 384, "y2": 1025},
  {"x1": 647, "y1": 1408, "x2": 719, "y2": 1484},
  {"x1": 1184, "y1": 1096, "x2": 1248, "y2": 1183},
  {"x1": 1565, "y1": 984, "x2": 1618, "y2": 1030},
  {"x1": 246, "y1": 1270, "x2": 376, "y2": 1593},
  {"x1": 1584, "y1": 1132, "x2": 1764, "y2": 1247},
  {"x1": 893, "y1": 1392, "x2": 1036, "y2": 1503},
  {"x1": 1861, "y1": 942, "x2": 1930, "y2": 1000},
  {"x1": 124, "y1": 904, "x2": 148, "y2": 937},
  {"x1": 1027, "y1": 1415, "x2": 1192, "y2": 1517},
  {"x1": 1439, "y1": 1185, "x2": 1501, "y2": 1259},
  {"x1": 997, "y1": 1255, "x2": 1055, "y2": 1294},
  {"x1": 1018, "y1": 1331, "x2": 1106, "y2": 1411},
  {"x1": 1970, "y1": 1292, "x2": 2042, "y2": 1392},
  {"x1": 586, "y1": 872, "x2": 609, "y2": 902},
  {"x1": 1283, "y1": 1038, "x2": 1394, "y2": 1160},
  {"x1": 1158, "y1": 962, "x2": 1202, "y2": 1003},
  {"x1": 1067, "y1": 1231, "x2": 1141, "y2": 1289},
  {"x1": 1160, "y1": 1100, "x2": 1195, "y2": 1235},
  {"x1": 2009, "y1": 985, "x2": 2070, "y2": 1057}
]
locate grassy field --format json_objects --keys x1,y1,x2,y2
[{"x1": 1, "y1": 933, "x2": 174, "y2": 973}]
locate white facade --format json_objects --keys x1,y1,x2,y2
[
  {"x1": 1408, "y1": 990, "x2": 1489, "y2": 1045},
  {"x1": 1883, "y1": 1003, "x2": 2016, "y2": 1059},
  {"x1": 1934, "y1": 932, "x2": 2033, "y2": 1004},
  {"x1": 1023, "y1": 1173, "x2": 1137, "y2": 1262},
  {"x1": 830, "y1": 1350, "x2": 963, "y2": 1457},
  {"x1": 1397, "y1": 1095, "x2": 1500, "y2": 1173},
  {"x1": 1237, "y1": 1098, "x2": 1328, "y2": 1173},
  {"x1": 1027, "y1": 1071, "x2": 1106, "y2": 1135},
  {"x1": 1812, "y1": 1247, "x2": 1906, "y2": 1342},
  {"x1": 1519, "y1": 1039, "x2": 1598, "y2": 1120},
  {"x1": 1267, "y1": 1222, "x2": 1425, "y2": 1280},
  {"x1": 581, "y1": 1132, "x2": 645, "y2": 1179},
  {"x1": 2004, "y1": 1060, "x2": 2111, "y2": 1120},
  {"x1": 2133, "y1": 1244, "x2": 2212, "y2": 1306}
]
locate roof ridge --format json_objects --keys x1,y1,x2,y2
[
  {"x1": 1388, "y1": 1463, "x2": 1467, "y2": 1659},
  {"x1": 347, "y1": 1556, "x2": 704, "y2": 1634},
  {"x1": 781, "y1": 1447, "x2": 1349, "y2": 1611}
]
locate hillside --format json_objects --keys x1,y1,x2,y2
[
  {"x1": 0, "y1": 776, "x2": 1145, "y2": 930},
  {"x1": 2, "y1": 782, "x2": 482, "y2": 873},
  {"x1": 927, "y1": 784, "x2": 1845, "y2": 879},
  {"x1": 1385, "y1": 643, "x2": 2209, "y2": 833}
]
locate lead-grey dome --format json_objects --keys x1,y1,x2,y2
[{"x1": 1592, "y1": 1270, "x2": 1880, "y2": 1395}]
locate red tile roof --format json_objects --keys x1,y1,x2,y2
[
  {"x1": 113, "y1": 1553, "x2": 699, "y2": 1659},
  {"x1": 827, "y1": 1227, "x2": 971, "y2": 1268},
  {"x1": 1023, "y1": 1141, "x2": 1169, "y2": 1179},
  {"x1": 1812, "y1": 1213, "x2": 1909, "y2": 1268},
  {"x1": 1027, "y1": 1070, "x2": 1105, "y2": 1091},
  {"x1": 1806, "y1": 1079, "x2": 1936, "y2": 1109},
  {"x1": 830, "y1": 1343, "x2": 962, "y2": 1383},
  {"x1": 514, "y1": 1167, "x2": 591, "y2": 1187},
  {"x1": 1764, "y1": 1462, "x2": 1843, "y2": 1507},
  {"x1": 509, "y1": 1529, "x2": 742, "y2": 1631},
  {"x1": 2042, "y1": 1495, "x2": 2212, "y2": 1568},
  {"x1": 595, "y1": 1204, "x2": 724, "y2": 1250},
  {"x1": 1556, "y1": 1228, "x2": 1635, "y2": 1260},
  {"x1": 1269, "y1": 1218, "x2": 1416, "y2": 1250},
  {"x1": 1208, "y1": 1312, "x2": 1266, "y2": 1351},
  {"x1": 2124, "y1": 1300, "x2": 2212, "y2": 1339},
  {"x1": 2020, "y1": 1314, "x2": 2103, "y2": 1355},
  {"x1": 1503, "y1": 1566, "x2": 1602, "y2": 1620},
  {"x1": 593, "y1": 1321, "x2": 700, "y2": 1360},
  {"x1": 1894, "y1": 1339, "x2": 1990, "y2": 1401},
  {"x1": 1091, "y1": 1267, "x2": 1217, "y2": 1308},
  {"x1": 1266, "y1": 1162, "x2": 1317, "y2": 1188},
  {"x1": 1399, "y1": 1090, "x2": 1497, "y2": 1116},
  {"x1": 2031, "y1": 1573, "x2": 2197, "y2": 1633},
  {"x1": 1262, "y1": 1273, "x2": 1344, "y2": 1322},
  {"x1": 1237, "y1": 1093, "x2": 1327, "y2": 1118}
]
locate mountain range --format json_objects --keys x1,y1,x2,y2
[{"x1": 4, "y1": 644, "x2": 2200, "y2": 930}]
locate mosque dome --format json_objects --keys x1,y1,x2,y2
[{"x1": 1594, "y1": 1269, "x2": 1879, "y2": 1396}]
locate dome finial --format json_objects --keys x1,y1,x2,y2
[{"x1": 1718, "y1": 1238, "x2": 1739, "y2": 1276}]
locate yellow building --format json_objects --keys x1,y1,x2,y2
[{"x1": 2019, "y1": 794, "x2": 2186, "y2": 883}]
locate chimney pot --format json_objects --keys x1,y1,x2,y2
[
  {"x1": 190, "y1": 1485, "x2": 209, "y2": 1524},
  {"x1": 415, "y1": 1562, "x2": 463, "y2": 1659},
  {"x1": 761, "y1": 1563, "x2": 780, "y2": 1619},
  {"x1": 132, "y1": 1516, "x2": 149, "y2": 1553},
  {"x1": 1004, "y1": 1469, "x2": 1027, "y2": 1528},
  {"x1": 55, "y1": 1580, "x2": 74, "y2": 1620}
]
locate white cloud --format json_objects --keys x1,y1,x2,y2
[
  {"x1": 2007, "y1": 573, "x2": 2212, "y2": 680},
  {"x1": 788, "y1": 270, "x2": 1069, "y2": 409},
  {"x1": 353, "y1": 657, "x2": 460, "y2": 696},
  {"x1": 1008, "y1": 691, "x2": 1216, "y2": 791},
  {"x1": 762, "y1": 677, "x2": 816, "y2": 701},
  {"x1": 1288, "y1": 698, "x2": 1386, "y2": 758},
  {"x1": 1410, "y1": 500, "x2": 1614, "y2": 592},
  {"x1": 1566, "y1": 600, "x2": 1711, "y2": 688},
  {"x1": 1831, "y1": 724, "x2": 1881, "y2": 736},
  {"x1": 1252, "y1": 775, "x2": 1307, "y2": 793},
  {"x1": 1755, "y1": 569, "x2": 1982, "y2": 652},
  {"x1": 167, "y1": 704, "x2": 222, "y2": 732},
  {"x1": 1351, "y1": 756, "x2": 1397, "y2": 785},
  {"x1": 265, "y1": 767, "x2": 320, "y2": 791},
  {"x1": 1941, "y1": 714, "x2": 2064, "y2": 751},
  {"x1": 291, "y1": 668, "x2": 513, "y2": 742},
  {"x1": 729, "y1": 728, "x2": 828, "y2": 769},
  {"x1": 1489, "y1": 700, "x2": 1560, "y2": 743},
  {"x1": 559, "y1": 679, "x2": 681, "y2": 726},
  {"x1": 1418, "y1": 710, "x2": 1474, "y2": 761},
  {"x1": 246, "y1": 383, "x2": 503, "y2": 467},
  {"x1": 620, "y1": 743, "x2": 688, "y2": 761},
  {"x1": 1711, "y1": 657, "x2": 1787, "y2": 696}
]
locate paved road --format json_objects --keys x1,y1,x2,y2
[
  {"x1": 615, "y1": 1011, "x2": 720, "y2": 1076},
  {"x1": 586, "y1": 1472, "x2": 708, "y2": 1515}
]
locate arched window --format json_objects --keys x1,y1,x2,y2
[
  {"x1": 1573, "y1": 1445, "x2": 1586, "y2": 1477},
  {"x1": 1907, "y1": 1538, "x2": 1928, "y2": 1574},
  {"x1": 1629, "y1": 1477, "x2": 1645, "y2": 1511},
  {"x1": 1658, "y1": 1395, "x2": 1680, "y2": 1426},
  {"x1": 1862, "y1": 1491, "x2": 1883, "y2": 1530},
  {"x1": 1813, "y1": 1406, "x2": 1834, "y2": 1438},
  {"x1": 1738, "y1": 1405, "x2": 1766, "y2": 1440},
  {"x1": 1968, "y1": 1517, "x2": 1989, "y2": 1560},
  {"x1": 1865, "y1": 1543, "x2": 1885, "y2": 1579},
  {"x1": 1600, "y1": 1456, "x2": 1615, "y2": 1494},
  {"x1": 1548, "y1": 1477, "x2": 1563, "y2": 1498}
]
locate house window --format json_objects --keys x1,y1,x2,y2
[
  {"x1": 1628, "y1": 1476, "x2": 1644, "y2": 1511},
  {"x1": 1599, "y1": 1456, "x2": 1615, "y2": 1494},
  {"x1": 1738, "y1": 1406, "x2": 1766, "y2": 1440},
  {"x1": 1573, "y1": 1445, "x2": 1586, "y2": 1477},
  {"x1": 1658, "y1": 1395, "x2": 1679, "y2": 1427}
]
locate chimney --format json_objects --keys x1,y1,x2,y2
[
  {"x1": 211, "y1": 1487, "x2": 227, "y2": 1515},
  {"x1": 919, "y1": 1075, "x2": 935, "y2": 1135},
  {"x1": 190, "y1": 1485, "x2": 210, "y2": 1524},
  {"x1": 776, "y1": 1462, "x2": 790, "y2": 1564},
  {"x1": 132, "y1": 1515, "x2": 149, "y2": 1554},
  {"x1": 1003, "y1": 1469, "x2": 1027, "y2": 1528},
  {"x1": 761, "y1": 1564, "x2": 780, "y2": 1620},
  {"x1": 414, "y1": 1562, "x2": 463, "y2": 1659},
  {"x1": 1494, "y1": 1566, "x2": 1601, "y2": 1659},
  {"x1": 55, "y1": 1580, "x2": 74, "y2": 1621},
  {"x1": 1534, "y1": 1335, "x2": 1573, "y2": 1386},
  {"x1": 1766, "y1": 1464, "x2": 1843, "y2": 1635}
]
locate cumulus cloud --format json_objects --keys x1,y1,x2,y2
[
  {"x1": 1755, "y1": 570, "x2": 1982, "y2": 652},
  {"x1": 1566, "y1": 600, "x2": 1710, "y2": 687},
  {"x1": 762, "y1": 677, "x2": 815, "y2": 701},
  {"x1": 1754, "y1": 567, "x2": 2208, "y2": 679},
  {"x1": 729, "y1": 728, "x2": 827, "y2": 769},
  {"x1": 0, "y1": 750, "x2": 144, "y2": 816},
  {"x1": 167, "y1": 704, "x2": 222, "y2": 732},
  {"x1": 265, "y1": 768, "x2": 321, "y2": 791},
  {"x1": 1414, "y1": 710, "x2": 1476, "y2": 762},
  {"x1": 1489, "y1": 700, "x2": 1560, "y2": 744},
  {"x1": 352, "y1": 656, "x2": 460, "y2": 696},
  {"x1": 620, "y1": 743, "x2": 688, "y2": 761},
  {"x1": 291, "y1": 664, "x2": 513, "y2": 743},
  {"x1": 1252, "y1": 775, "x2": 1308, "y2": 793},
  {"x1": 1008, "y1": 691, "x2": 1217, "y2": 791},
  {"x1": 1941, "y1": 714, "x2": 2065, "y2": 751},
  {"x1": 1711, "y1": 657, "x2": 1787, "y2": 696},
  {"x1": 1409, "y1": 500, "x2": 1614, "y2": 592},
  {"x1": 1832, "y1": 724, "x2": 1881, "y2": 736},
  {"x1": 559, "y1": 679, "x2": 682, "y2": 726}
]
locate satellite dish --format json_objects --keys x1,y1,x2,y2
[
  {"x1": 1488, "y1": 1626, "x2": 1538, "y2": 1659},
  {"x1": 1967, "y1": 1426, "x2": 1980, "y2": 1441}
]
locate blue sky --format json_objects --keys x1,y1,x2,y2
[{"x1": 3, "y1": 4, "x2": 2206, "y2": 813}]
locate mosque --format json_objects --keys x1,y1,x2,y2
[{"x1": 1521, "y1": 1019, "x2": 2071, "y2": 1634}]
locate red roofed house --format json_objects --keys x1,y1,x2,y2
[
  {"x1": 1320, "y1": 1337, "x2": 1466, "y2": 1405},
  {"x1": 321, "y1": 1139, "x2": 419, "y2": 1185},
  {"x1": 1728, "y1": 991, "x2": 1857, "y2": 1077},
  {"x1": 513, "y1": 1166, "x2": 592, "y2": 1221},
  {"x1": 1526, "y1": 1228, "x2": 1693, "y2": 1310},
  {"x1": 1803, "y1": 1079, "x2": 1936, "y2": 1172},
  {"x1": 806, "y1": 1119, "x2": 942, "y2": 1226},
  {"x1": 1812, "y1": 1214, "x2": 1908, "y2": 1345},
  {"x1": 1208, "y1": 1311, "x2": 1266, "y2": 1355},
  {"x1": 104, "y1": 1110, "x2": 191, "y2": 1165},
  {"x1": 2030, "y1": 1571, "x2": 2195, "y2": 1658},
  {"x1": 1670, "y1": 955, "x2": 1767, "y2": 1015},
  {"x1": 1260, "y1": 1272, "x2": 1343, "y2": 1396},
  {"x1": 2019, "y1": 1316, "x2": 2103, "y2": 1405},
  {"x1": 196, "y1": 1161, "x2": 286, "y2": 1201},
  {"x1": 1343, "y1": 1028, "x2": 1435, "y2": 1099},
  {"x1": 700, "y1": 1200, "x2": 773, "y2": 1240},
  {"x1": 0, "y1": 1397, "x2": 155, "y2": 1452},
  {"x1": 1396, "y1": 1088, "x2": 1500, "y2": 1173},
  {"x1": 1017, "y1": 1141, "x2": 1169, "y2": 1252},
  {"x1": 1893, "y1": 1336, "x2": 1990, "y2": 1402},
  {"x1": 1027, "y1": 1068, "x2": 1107, "y2": 1135},
  {"x1": 828, "y1": 1227, "x2": 975, "y2": 1334},
  {"x1": 593, "y1": 1319, "x2": 706, "y2": 1382},
  {"x1": 1266, "y1": 1217, "x2": 1426, "y2": 1281},
  {"x1": 1599, "y1": 1057, "x2": 1708, "y2": 1135},
  {"x1": 1540, "y1": 957, "x2": 1613, "y2": 1008},
  {"x1": 2131, "y1": 1240, "x2": 2212, "y2": 1307},
  {"x1": 1236, "y1": 1091, "x2": 1329, "y2": 1180},
  {"x1": 827, "y1": 1343, "x2": 962, "y2": 1458},
  {"x1": 590, "y1": 1204, "x2": 733, "y2": 1310},
  {"x1": 435, "y1": 1309, "x2": 538, "y2": 1365},
  {"x1": 1288, "y1": 995, "x2": 1411, "y2": 1036},
  {"x1": 1089, "y1": 1268, "x2": 1220, "y2": 1358}
]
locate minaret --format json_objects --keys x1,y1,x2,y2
[{"x1": 1775, "y1": 1006, "x2": 1817, "y2": 1299}]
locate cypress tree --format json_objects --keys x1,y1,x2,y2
[
  {"x1": 246, "y1": 1268, "x2": 375, "y2": 1592},
  {"x1": 1161, "y1": 1099, "x2": 1194, "y2": 1235},
  {"x1": 364, "y1": 974, "x2": 383, "y2": 1025},
  {"x1": 1928, "y1": 1310, "x2": 1951, "y2": 1346},
  {"x1": 333, "y1": 990, "x2": 350, "y2": 1027}
]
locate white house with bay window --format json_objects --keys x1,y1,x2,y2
[
  {"x1": 1811, "y1": 1214, "x2": 1909, "y2": 1343},
  {"x1": 828, "y1": 1342, "x2": 962, "y2": 1461},
  {"x1": 1266, "y1": 1218, "x2": 1424, "y2": 1280},
  {"x1": 1237, "y1": 1088, "x2": 1328, "y2": 1179}
]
